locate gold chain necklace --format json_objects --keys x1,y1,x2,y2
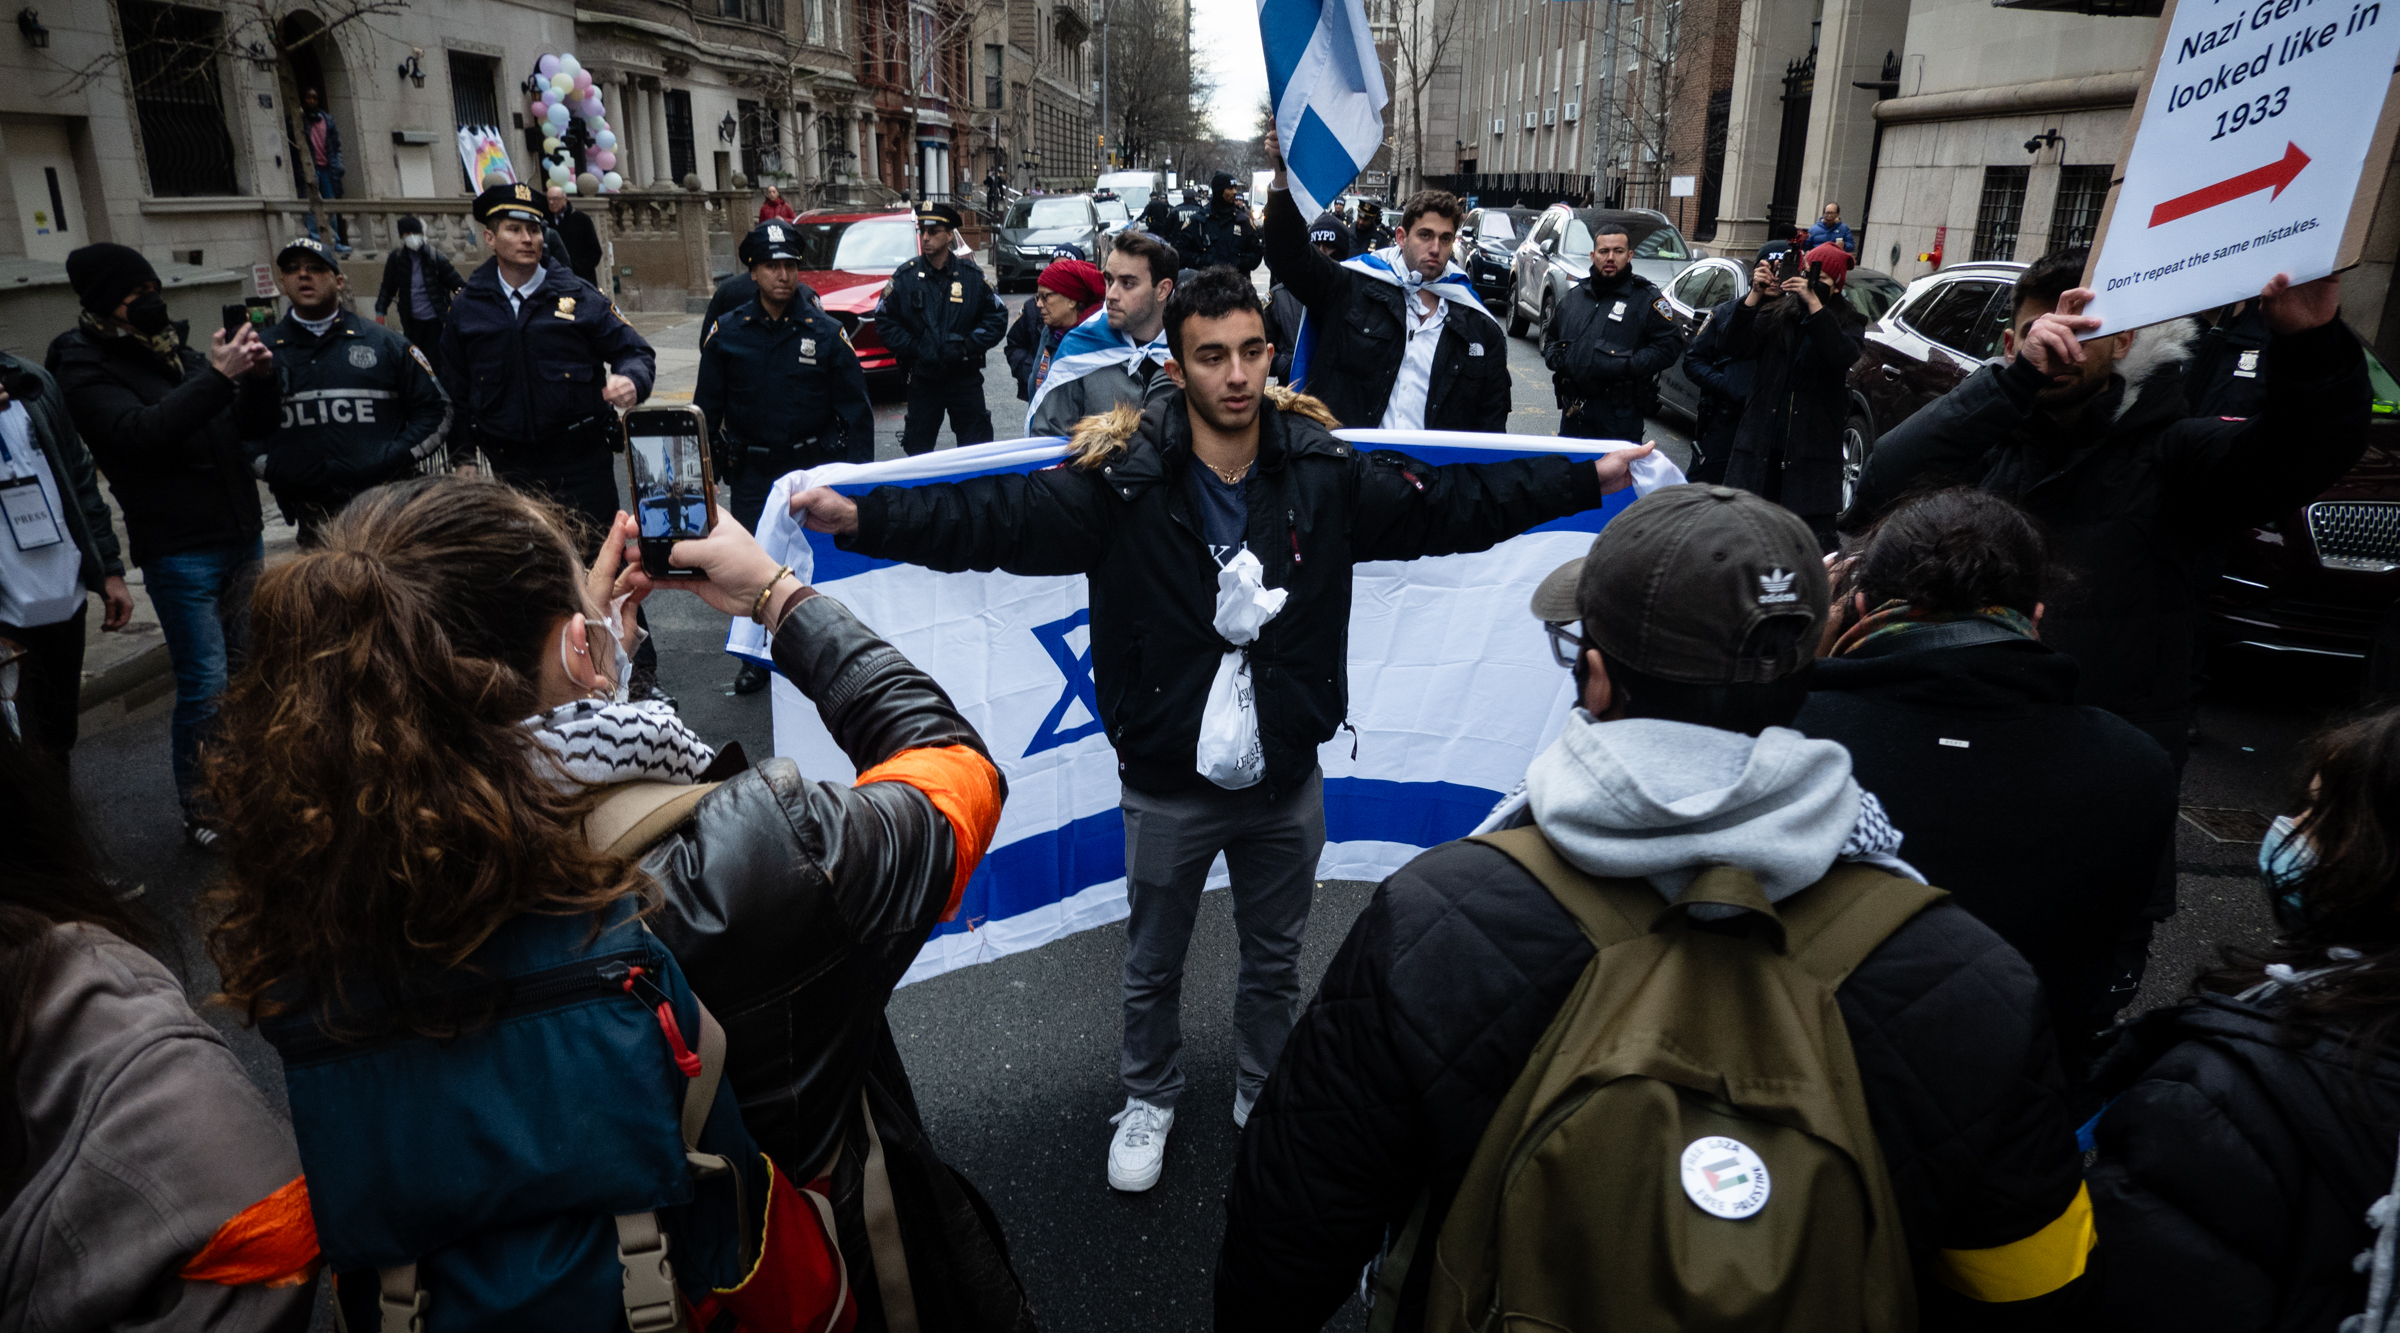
[{"x1": 1206, "y1": 458, "x2": 1254, "y2": 485}]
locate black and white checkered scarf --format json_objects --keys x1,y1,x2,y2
[{"x1": 523, "y1": 699, "x2": 716, "y2": 791}]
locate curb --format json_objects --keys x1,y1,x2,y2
[{"x1": 79, "y1": 641, "x2": 173, "y2": 715}]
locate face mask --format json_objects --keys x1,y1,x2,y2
[
  {"x1": 558, "y1": 595, "x2": 638, "y2": 704},
  {"x1": 125, "y1": 292, "x2": 171, "y2": 336},
  {"x1": 403, "y1": 234, "x2": 424, "y2": 251},
  {"x1": 2261, "y1": 812, "x2": 2318, "y2": 929}
]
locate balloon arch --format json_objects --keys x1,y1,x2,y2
[{"x1": 524, "y1": 53, "x2": 623, "y2": 195}]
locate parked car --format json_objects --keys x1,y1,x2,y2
[
  {"x1": 1459, "y1": 206, "x2": 1540, "y2": 306},
  {"x1": 994, "y1": 195, "x2": 1112, "y2": 291},
  {"x1": 1506, "y1": 206, "x2": 1696, "y2": 341},
  {"x1": 1652, "y1": 257, "x2": 1904, "y2": 425},
  {"x1": 1096, "y1": 196, "x2": 1133, "y2": 243},
  {"x1": 774, "y1": 208, "x2": 968, "y2": 382}
]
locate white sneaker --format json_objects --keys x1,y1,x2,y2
[
  {"x1": 1107, "y1": 1098, "x2": 1175, "y2": 1192},
  {"x1": 1233, "y1": 1089, "x2": 1256, "y2": 1130}
]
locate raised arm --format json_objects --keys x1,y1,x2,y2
[
  {"x1": 796, "y1": 463, "x2": 1117, "y2": 577},
  {"x1": 1351, "y1": 448, "x2": 1609, "y2": 562},
  {"x1": 1260, "y1": 141, "x2": 1351, "y2": 315}
]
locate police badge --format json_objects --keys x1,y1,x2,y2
[
  {"x1": 348, "y1": 344, "x2": 378, "y2": 368},
  {"x1": 554, "y1": 296, "x2": 577, "y2": 319}
]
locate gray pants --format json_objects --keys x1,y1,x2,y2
[{"x1": 1120, "y1": 769, "x2": 1327, "y2": 1109}]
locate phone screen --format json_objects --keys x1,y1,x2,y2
[{"x1": 630, "y1": 425, "x2": 709, "y2": 544}]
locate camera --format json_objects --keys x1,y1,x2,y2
[{"x1": 623, "y1": 405, "x2": 717, "y2": 580}]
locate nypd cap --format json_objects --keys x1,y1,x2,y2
[
  {"x1": 1530, "y1": 484, "x2": 1826, "y2": 685},
  {"x1": 915, "y1": 201, "x2": 964, "y2": 232},
  {"x1": 473, "y1": 181, "x2": 548, "y2": 228},
  {"x1": 740, "y1": 221, "x2": 806, "y2": 266},
  {"x1": 275, "y1": 235, "x2": 338, "y2": 270}
]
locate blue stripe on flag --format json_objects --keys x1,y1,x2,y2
[
  {"x1": 931, "y1": 776, "x2": 1508, "y2": 940},
  {"x1": 1286, "y1": 108, "x2": 1359, "y2": 214},
  {"x1": 1259, "y1": 0, "x2": 1321, "y2": 110}
]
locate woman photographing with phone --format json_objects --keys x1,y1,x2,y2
[{"x1": 199, "y1": 475, "x2": 1033, "y2": 1330}]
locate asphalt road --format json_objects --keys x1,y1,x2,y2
[{"x1": 62, "y1": 289, "x2": 2320, "y2": 1332}]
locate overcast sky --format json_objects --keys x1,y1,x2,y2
[{"x1": 1190, "y1": 0, "x2": 1268, "y2": 139}]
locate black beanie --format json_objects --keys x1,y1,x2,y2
[
  {"x1": 397, "y1": 214, "x2": 424, "y2": 235},
  {"x1": 66, "y1": 243, "x2": 160, "y2": 315}
]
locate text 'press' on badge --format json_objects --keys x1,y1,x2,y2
[{"x1": 1679, "y1": 1136, "x2": 1771, "y2": 1220}]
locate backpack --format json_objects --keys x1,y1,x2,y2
[
  {"x1": 266, "y1": 781, "x2": 859, "y2": 1333},
  {"x1": 1388, "y1": 825, "x2": 1944, "y2": 1333}
]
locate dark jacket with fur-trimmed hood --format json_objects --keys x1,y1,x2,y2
[
  {"x1": 1845, "y1": 315, "x2": 2370, "y2": 753},
  {"x1": 840, "y1": 387, "x2": 1605, "y2": 797}
]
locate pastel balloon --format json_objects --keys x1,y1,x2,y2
[
  {"x1": 551, "y1": 73, "x2": 572, "y2": 93},
  {"x1": 561, "y1": 54, "x2": 581, "y2": 75},
  {"x1": 576, "y1": 172, "x2": 601, "y2": 196},
  {"x1": 602, "y1": 171, "x2": 623, "y2": 192},
  {"x1": 547, "y1": 104, "x2": 570, "y2": 126},
  {"x1": 541, "y1": 88, "x2": 560, "y2": 107},
  {"x1": 543, "y1": 137, "x2": 563, "y2": 153},
  {"x1": 538, "y1": 54, "x2": 560, "y2": 77},
  {"x1": 594, "y1": 130, "x2": 617, "y2": 150},
  {"x1": 592, "y1": 150, "x2": 615, "y2": 171}
]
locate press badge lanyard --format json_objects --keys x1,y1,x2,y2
[{"x1": 0, "y1": 409, "x2": 66, "y2": 553}]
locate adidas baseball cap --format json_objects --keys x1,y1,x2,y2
[{"x1": 1530, "y1": 484, "x2": 1827, "y2": 685}]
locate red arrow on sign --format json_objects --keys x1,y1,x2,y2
[{"x1": 2149, "y1": 142, "x2": 2311, "y2": 227}]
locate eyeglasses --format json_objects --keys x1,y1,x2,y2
[{"x1": 1543, "y1": 621, "x2": 1588, "y2": 670}]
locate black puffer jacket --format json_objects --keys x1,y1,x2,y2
[
  {"x1": 844, "y1": 389, "x2": 1602, "y2": 798},
  {"x1": 1719, "y1": 290, "x2": 1868, "y2": 519},
  {"x1": 45, "y1": 321, "x2": 277, "y2": 566},
  {"x1": 1182, "y1": 173, "x2": 1264, "y2": 272},
  {"x1": 1795, "y1": 633, "x2": 2176, "y2": 1084},
  {"x1": 644, "y1": 591, "x2": 1033, "y2": 1332},
  {"x1": 1215, "y1": 831, "x2": 2089, "y2": 1331},
  {"x1": 1538, "y1": 268, "x2": 1684, "y2": 419},
  {"x1": 1846, "y1": 318, "x2": 2370, "y2": 754},
  {"x1": 2089, "y1": 993, "x2": 2400, "y2": 1332},
  {"x1": 1262, "y1": 190, "x2": 1510, "y2": 431}
]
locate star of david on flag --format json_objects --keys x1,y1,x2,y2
[{"x1": 1261, "y1": 0, "x2": 1389, "y2": 220}]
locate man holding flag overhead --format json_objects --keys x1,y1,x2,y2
[{"x1": 1261, "y1": 129, "x2": 1510, "y2": 431}]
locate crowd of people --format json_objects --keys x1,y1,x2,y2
[{"x1": 3, "y1": 115, "x2": 2397, "y2": 1332}]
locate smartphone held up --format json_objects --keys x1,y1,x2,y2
[{"x1": 624, "y1": 404, "x2": 717, "y2": 580}]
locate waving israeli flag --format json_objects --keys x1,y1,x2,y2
[
  {"x1": 1262, "y1": 0, "x2": 1389, "y2": 220},
  {"x1": 1025, "y1": 307, "x2": 1168, "y2": 424}
]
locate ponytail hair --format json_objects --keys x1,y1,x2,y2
[{"x1": 203, "y1": 475, "x2": 651, "y2": 1029}]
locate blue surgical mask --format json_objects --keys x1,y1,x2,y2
[{"x1": 2261, "y1": 813, "x2": 2318, "y2": 929}]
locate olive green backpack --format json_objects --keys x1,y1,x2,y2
[{"x1": 1377, "y1": 824, "x2": 1945, "y2": 1333}]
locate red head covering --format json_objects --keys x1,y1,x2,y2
[
  {"x1": 1804, "y1": 241, "x2": 1851, "y2": 291},
  {"x1": 1037, "y1": 259, "x2": 1106, "y2": 319}
]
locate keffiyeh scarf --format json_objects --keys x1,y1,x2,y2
[{"x1": 523, "y1": 699, "x2": 717, "y2": 791}]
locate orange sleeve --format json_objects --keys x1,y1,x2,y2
[
  {"x1": 177, "y1": 1174, "x2": 321, "y2": 1289},
  {"x1": 854, "y1": 744, "x2": 1004, "y2": 921}
]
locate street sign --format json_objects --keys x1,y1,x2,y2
[
  {"x1": 251, "y1": 264, "x2": 274, "y2": 298},
  {"x1": 1359, "y1": 170, "x2": 1388, "y2": 187},
  {"x1": 2081, "y1": 0, "x2": 2400, "y2": 333},
  {"x1": 1670, "y1": 175, "x2": 1696, "y2": 197}
]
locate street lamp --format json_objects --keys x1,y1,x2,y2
[
  {"x1": 718, "y1": 112, "x2": 739, "y2": 143},
  {"x1": 395, "y1": 47, "x2": 425, "y2": 89},
  {"x1": 16, "y1": 7, "x2": 47, "y2": 48}
]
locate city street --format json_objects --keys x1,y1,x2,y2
[{"x1": 64, "y1": 285, "x2": 2321, "y2": 1332}]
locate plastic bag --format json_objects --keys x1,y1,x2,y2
[{"x1": 1195, "y1": 549, "x2": 1288, "y2": 789}]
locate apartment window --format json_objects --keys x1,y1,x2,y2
[
  {"x1": 985, "y1": 45, "x2": 1004, "y2": 109},
  {"x1": 737, "y1": 99, "x2": 780, "y2": 181},
  {"x1": 449, "y1": 51, "x2": 500, "y2": 130},
  {"x1": 1972, "y1": 165, "x2": 2030, "y2": 263},
  {"x1": 665, "y1": 89, "x2": 696, "y2": 184},
  {"x1": 719, "y1": 0, "x2": 784, "y2": 25},
  {"x1": 2047, "y1": 163, "x2": 2113, "y2": 254},
  {"x1": 806, "y1": 0, "x2": 825, "y2": 44},
  {"x1": 118, "y1": 0, "x2": 239, "y2": 197}
]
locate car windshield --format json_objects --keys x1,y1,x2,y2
[
  {"x1": 1112, "y1": 186, "x2": 1153, "y2": 213},
  {"x1": 823, "y1": 219, "x2": 918, "y2": 270},
  {"x1": 1008, "y1": 198, "x2": 1091, "y2": 228},
  {"x1": 1479, "y1": 212, "x2": 1518, "y2": 241},
  {"x1": 1097, "y1": 200, "x2": 1130, "y2": 223},
  {"x1": 1844, "y1": 271, "x2": 1906, "y2": 322},
  {"x1": 1561, "y1": 214, "x2": 1687, "y2": 259}
]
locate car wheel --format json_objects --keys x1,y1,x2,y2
[
  {"x1": 1506, "y1": 281, "x2": 1530, "y2": 337},
  {"x1": 1842, "y1": 411, "x2": 1874, "y2": 515},
  {"x1": 1539, "y1": 292, "x2": 1558, "y2": 346}
]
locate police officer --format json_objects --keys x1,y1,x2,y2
[
  {"x1": 1539, "y1": 220, "x2": 1684, "y2": 442},
  {"x1": 438, "y1": 180, "x2": 665, "y2": 690},
  {"x1": 695, "y1": 221, "x2": 872, "y2": 693},
  {"x1": 1170, "y1": 188, "x2": 1208, "y2": 257},
  {"x1": 256, "y1": 235, "x2": 450, "y2": 546},
  {"x1": 1181, "y1": 172, "x2": 1263, "y2": 273},
  {"x1": 876, "y1": 201, "x2": 1005, "y2": 456}
]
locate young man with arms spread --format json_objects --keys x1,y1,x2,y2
[
  {"x1": 1259, "y1": 131, "x2": 1508, "y2": 432},
  {"x1": 1540, "y1": 221, "x2": 1685, "y2": 443},
  {"x1": 256, "y1": 236, "x2": 450, "y2": 547},
  {"x1": 877, "y1": 201, "x2": 1007, "y2": 456},
  {"x1": 1216, "y1": 485, "x2": 2092, "y2": 1330},
  {"x1": 1026, "y1": 229, "x2": 1181, "y2": 435},
  {"x1": 790, "y1": 267, "x2": 1649, "y2": 1194}
]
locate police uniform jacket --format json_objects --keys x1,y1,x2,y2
[
  {"x1": 258, "y1": 310, "x2": 450, "y2": 516},
  {"x1": 436, "y1": 254, "x2": 655, "y2": 447},
  {"x1": 694, "y1": 297, "x2": 874, "y2": 470},
  {"x1": 1540, "y1": 268, "x2": 1685, "y2": 413},
  {"x1": 1184, "y1": 201, "x2": 1264, "y2": 273},
  {"x1": 875, "y1": 255, "x2": 1006, "y2": 373}
]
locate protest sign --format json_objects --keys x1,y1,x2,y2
[
  {"x1": 2081, "y1": 0, "x2": 2400, "y2": 333},
  {"x1": 732, "y1": 433, "x2": 1672, "y2": 987}
]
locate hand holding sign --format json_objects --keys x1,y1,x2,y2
[
  {"x1": 2260, "y1": 270, "x2": 2343, "y2": 334},
  {"x1": 2017, "y1": 287, "x2": 2108, "y2": 381}
]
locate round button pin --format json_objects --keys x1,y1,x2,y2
[{"x1": 1679, "y1": 1136, "x2": 1772, "y2": 1220}]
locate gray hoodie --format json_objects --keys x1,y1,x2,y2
[{"x1": 1512, "y1": 713, "x2": 1916, "y2": 904}]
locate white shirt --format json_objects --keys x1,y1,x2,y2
[
  {"x1": 295, "y1": 310, "x2": 339, "y2": 337},
  {"x1": 502, "y1": 266, "x2": 547, "y2": 317},
  {"x1": 0, "y1": 402, "x2": 87, "y2": 629},
  {"x1": 1378, "y1": 291, "x2": 1446, "y2": 431}
]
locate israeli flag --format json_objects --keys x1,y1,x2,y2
[
  {"x1": 1262, "y1": 0, "x2": 1389, "y2": 220},
  {"x1": 730, "y1": 432, "x2": 1682, "y2": 987},
  {"x1": 1024, "y1": 307, "x2": 1167, "y2": 424}
]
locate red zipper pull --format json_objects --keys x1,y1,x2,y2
[{"x1": 621, "y1": 965, "x2": 704, "y2": 1078}]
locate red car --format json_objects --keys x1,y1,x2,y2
[{"x1": 777, "y1": 209, "x2": 969, "y2": 381}]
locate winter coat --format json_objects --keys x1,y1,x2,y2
[
  {"x1": 2185, "y1": 303, "x2": 2275, "y2": 420},
  {"x1": 1004, "y1": 299, "x2": 1045, "y2": 401},
  {"x1": 0, "y1": 923, "x2": 313, "y2": 1330},
  {"x1": 644, "y1": 591, "x2": 1034, "y2": 1331},
  {"x1": 0, "y1": 351, "x2": 123, "y2": 594},
  {"x1": 843, "y1": 388, "x2": 1604, "y2": 798},
  {"x1": 2088, "y1": 992, "x2": 2400, "y2": 1332},
  {"x1": 758, "y1": 198, "x2": 798, "y2": 225},
  {"x1": 1680, "y1": 295, "x2": 1755, "y2": 483},
  {"x1": 875, "y1": 254, "x2": 1007, "y2": 374},
  {"x1": 1184, "y1": 198, "x2": 1264, "y2": 273},
  {"x1": 436, "y1": 255, "x2": 656, "y2": 449},
  {"x1": 256, "y1": 310, "x2": 450, "y2": 522},
  {"x1": 1026, "y1": 355, "x2": 1171, "y2": 436},
  {"x1": 693, "y1": 297, "x2": 874, "y2": 471},
  {"x1": 1261, "y1": 190, "x2": 1511, "y2": 432},
  {"x1": 1538, "y1": 268, "x2": 1684, "y2": 421},
  {"x1": 1795, "y1": 633, "x2": 2177, "y2": 1082},
  {"x1": 1268, "y1": 283, "x2": 1304, "y2": 384},
  {"x1": 373, "y1": 245, "x2": 464, "y2": 322},
  {"x1": 547, "y1": 202, "x2": 604, "y2": 285},
  {"x1": 1214, "y1": 810, "x2": 2090, "y2": 1330},
  {"x1": 1846, "y1": 317, "x2": 2371, "y2": 748},
  {"x1": 45, "y1": 321, "x2": 277, "y2": 566},
  {"x1": 1720, "y1": 292, "x2": 1869, "y2": 519}
]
